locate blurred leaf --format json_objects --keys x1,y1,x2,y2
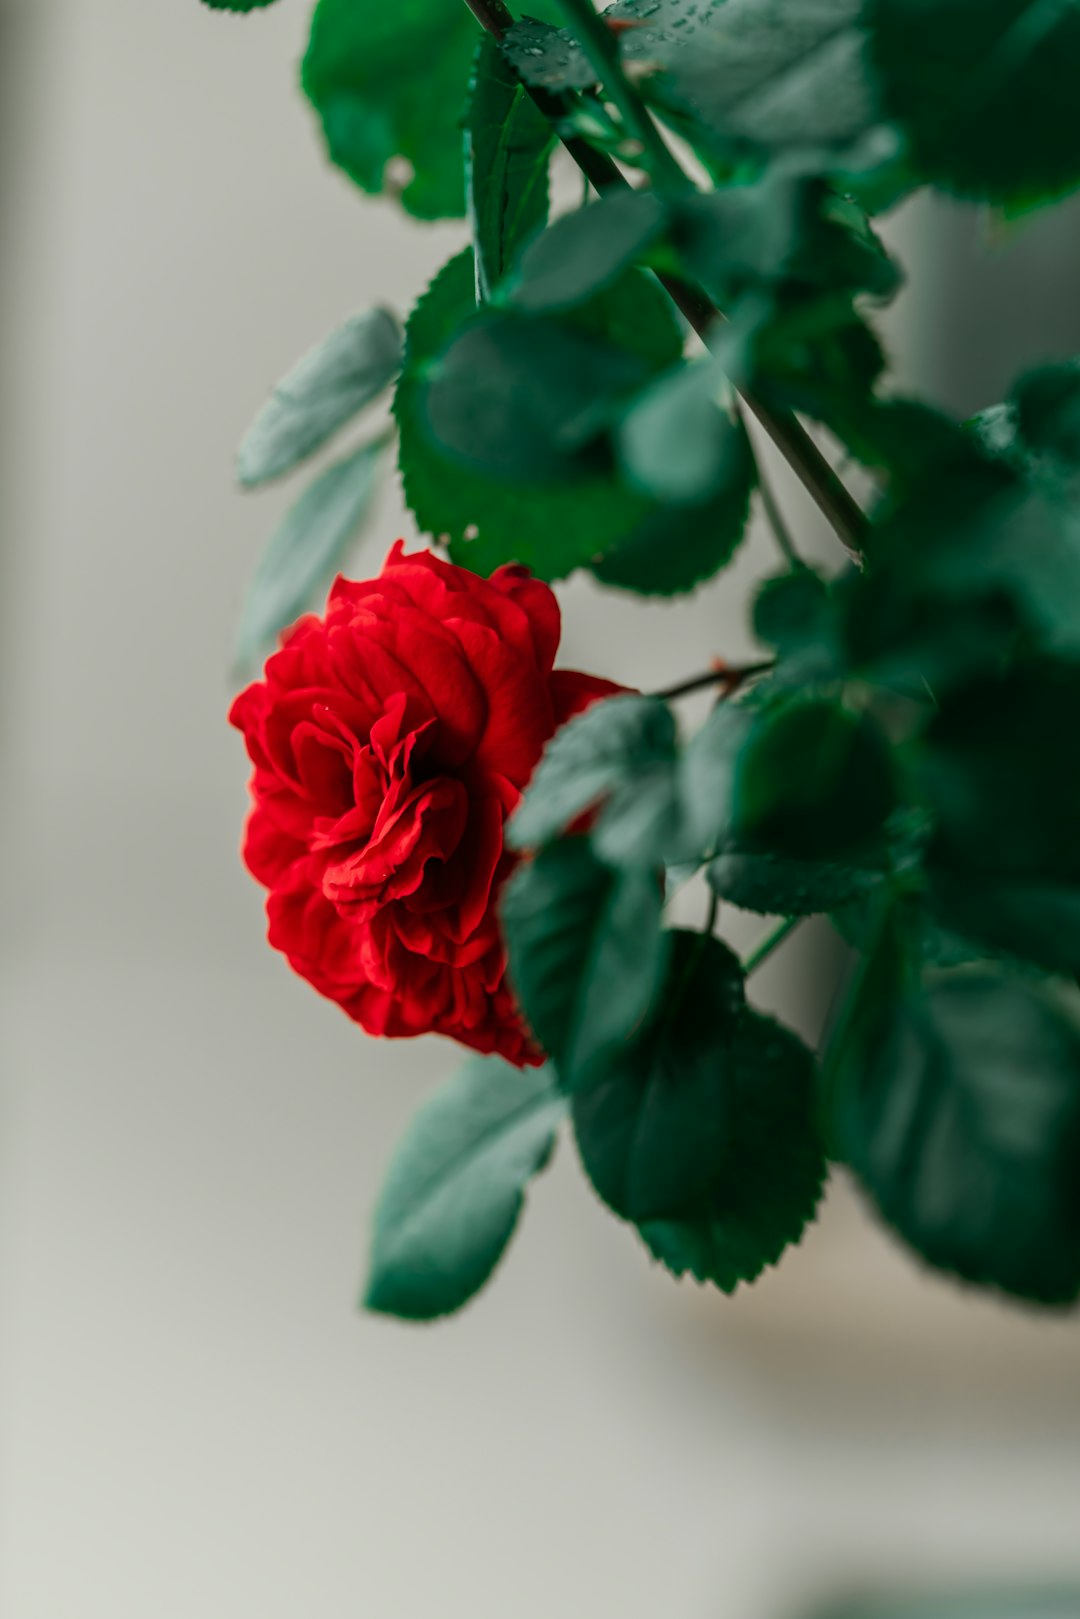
[
  {"x1": 398, "y1": 250, "x2": 736, "y2": 584},
  {"x1": 574, "y1": 932, "x2": 825, "y2": 1291},
  {"x1": 708, "y1": 848, "x2": 886, "y2": 916},
  {"x1": 752, "y1": 567, "x2": 838, "y2": 670},
  {"x1": 918, "y1": 661, "x2": 1080, "y2": 973},
  {"x1": 509, "y1": 694, "x2": 676, "y2": 853},
  {"x1": 236, "y1": 309, "x2": 402, "y2": 488},
  {"x1": 301, "y1": 0, "x2": 478, "y2": 218},
  {"x1": 511, "y1": 191, "x2": 667, "y2": 313},
  {"x1": 501, "y1": 839, "x2": 668, "y2": 1090},
  {"x1": 234, "y1": 435, "x2": 386, "y2": 674},
  {"x1": 201, "y1": 0, "x2": 278, "y2": 10},
  {"x1": 616, "y1": 358, "x2": 756, "y2": 508},
  {"x1": 868, "y1": 0, "x2": 1080, "y2": 204},
  {"x1": 504, "y1": 0, "x2": 899, "y2": 197},
  {"x1": 733, "y1": 697, "x2": 898, "y2": 861},
  {"x1": 832, "y1": 924, "x2": 1080, "y2": 1305},
  {"x1": 466, "y1": 37, "x2": 553, "y2": 302},
  {"x1": 423, "y1": 314, "x2": 658, "y2": 481},
  {"x1": 364, "y1": 1056, "x2": 565, "y2": 1321},
  {"x1": 589, "y1": 471, "x2": 755, "y2": 594}
]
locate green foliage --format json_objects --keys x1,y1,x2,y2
[
  {"x1": 234, "y1": 435, "x2": 389, "y2": 674},
  {"x1": 508, "y1": 694, "x2": 678, "y2": 858},
  {"x1": 209, "y1": 0, "x2": 1080, "y2": 1321},
  {"x1": 574, "y1": 932, "x2": 826, "y2": 1290},
  {"x1": 396, "y1": 248, "x2": 758, "y2": 589},
  {"x1": 236, "y1": 309, "x2": 402, "y2": 488},
  {"x1": 365, "y1": 1057, "x2": 566, "y2": 1320},
  {"x1": 917, "y1": 661, "x2": 1080, "y2": 972},
  {"x1": 733, "y1": 698, "x2": 898, "y2": 860},
  {"x1": 465, "y1": 38, "x2": 553, "y2": 302},
  {"x1": 504, "y1": 0, "x2": 891, "y2": 187},
  {"x1": 831, "y1": 923, "x2": 1080, "y2": 1306},
  {"x1": 868, "y1": 0, "x2": 1080, "y2": 204},
  {"x1": 707, "y1": 849, "x2": 885, "y2": 917},
  {"x1": 201, "y1": 0, "x2": 278, "y2": 10},
  {"x1": 302, "y1": 0, "x2": 479, "y2": 218},
  {"x1": 501, "y1": 839, "x2": 669, "y2": 1091}
]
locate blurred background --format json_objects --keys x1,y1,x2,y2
[{"x1": 2, "y1": 2, "x2": 1080, "y2": 1615}]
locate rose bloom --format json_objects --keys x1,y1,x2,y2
[{"x1": 230, "y1": 544, "x2": 621, "y2": 1066}]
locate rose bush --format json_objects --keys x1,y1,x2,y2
[{"x1": 230, "y1": 543, "x2": 621, "y2": 1065}]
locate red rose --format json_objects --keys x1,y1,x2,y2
[{"x1": 230, "y1": 543, "x2": 622, "y2": 1066}]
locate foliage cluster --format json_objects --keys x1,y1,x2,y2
[{"x1": 207, "y1": 0, "x2": 1080, "y2": 1320}]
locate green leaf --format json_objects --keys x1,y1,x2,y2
[
  {"x1": 917, "y1": 661, "x2": 1080, "y2": 973},
  {"x1": 832, "y1": 926, "x2": 1080, "y2": 1306},
  {"x1": 751, "y1": 568, "x2": 841, "y2": 683},
  {"x1": 501, "y1": 18, "x2": 597, "y2": 92},
  {"x1": 511, "y1": 191, "x2": 667, "y2": 314},
  {"x1": 868, "y1": 0, "x2": 1080, "y2": 204},
  {"x1": 504, "y1": 1, "x2": 901, "y2": 200},
  {"x1": 678, "y1": 700, "x2": 755, "y2": 856},
  {"x1": 616, "y1": 358, "x2": 756, "y2": 507},
  {"x1": 508, "y1": 694, "x2": 676, "y2": 851},
  {"x1": 301, "y1": 0, "x2": 478, "y2": 219},
  {"x1": 423, "y1": 313, "x2": 658, "y2": 482},
  {"x1": 201, "y1": 0, "x2": 278, "y2": 9},
  {"x1": 501, "y1": 839, "x2": 668, "y2": 1089},
  {"x1": 397, "y1": 250, "x2": 702, "y2": 583},
  {"x1": 465, "y1": 37, "x2": 553, "y2": 302},
  {"x1": 235, "y1": 309, "x2": 402, "y2": 488},
  {"x1": 364, "y1": 1057, "x2": 566, "y2": 1321},
  {"x1": 233, "y1": 436, "x2": 386, "y2": 674},
  {"x1": 574, "y1": 932, "x2": 825, "y2": 1292},
  {"x1": 588, "y1": 475, "x2": 755, "y2": 595},
  {"x1": 708, "y1": 848, "x2": 886, "y2": 917},
  {"x1": 734, "y1": 697, "x2": 898, "y2": 861}
]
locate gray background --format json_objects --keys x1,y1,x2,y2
[{"x1": 2, "y1": 3, "x2": 1080, "y2": 1615}]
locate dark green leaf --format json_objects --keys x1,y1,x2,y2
[
  {"x1": 301, "y1": 0, "x2": 478, "y2": 219},
  {"x1": 868, "y1": 0, "x2": 1080, "y2": 204},
  {"x1": 832, "y1": 926, "x2": 1080, "y2": 1305},
  {"x1": 364, "y1": 1057, "x2": 565, "y2": 1321},
  {"x1": 235, "y1": 309, "x2": 402, "y2": 488},
  {"x1": 574, "y1": 932, "x2": 825, "y2": 1292},
  {"x1": 734, "y1": 697, "x2": 898, "y2": 861},
  {"x1": 846, "y1": 425, "x2": 1080, "y2": 684},
  {"x1": 397, "y1": 250, "x2": 726, "y2": 583},
  {"x1": 589, "y1": 473, "x2": 755, "y2": 595},
  {"x1": 678, "y1": 700, "x2": 755, "y2": 856},
  {"x1": 918, "y1": 661, "x2": 1080, "y2": 972},
  {"x1": 234, "y1": 436, "x2": 386, "y2": 675},
  {"x1": 501, "y1": 18, "x2": 597, "y2": 92},
  {"x1": 511, "y1": 191, "x2": 667, "y2": 313},
  {"x1": 501, "y1": 839, "x2": 668, "y2": 1089},
  {"x1": 423, "y1": 314, "x2": 655, "y2": 482},
  {"x1": 708, "y1": 848, "x2": 886, "y2": 917},
  {"x1": 752, "y1": 567, "x2": 835, "y2": 660},
  {"x1": 675, "y1": 177, "x2": 901, "y2": 309},
  {"x1": 504, "y1": 0, "x2": 899, "y2": 198},
  {"x1": 201, "y1": 0, "x2": 278, "y2": 10},
  {"x1": 616, "y1": 359, "x2": 756, "y2": 507},
  {"x1": 508, "y1": 694, "x2": 676, "y2": 852},
  {"x1": 465, "y1": 37, "x2": 553, "y2": 302}
]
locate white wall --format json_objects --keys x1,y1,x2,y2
[{"x1": 2, "y1": 4, "x2": 1080, "y2": 1617}]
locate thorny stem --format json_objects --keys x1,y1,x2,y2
[
  {"x1": 743, "y1": 915, "x2": 802, "y2": 976},
  {"x1": 458, "y1": 0, "x2": 869, "y2": 558},
  {"x1": 654, "y1": 660, "x2": 774, "y2": 703}
]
